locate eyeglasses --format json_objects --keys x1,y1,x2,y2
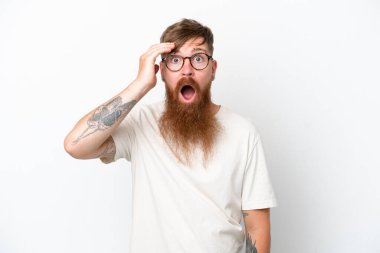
[{"x1": 162, "y1": 53, "x2": 213, "y2": 72}]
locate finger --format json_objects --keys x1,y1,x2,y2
[
  {"x1": 140, "y1": 43, "x2": 175, "y2": 67},
  {"x1": 145, "y1": 43, "x2": 175, "y2": 58},
  {"x1": 144, "y1": 43, "x2": 174, "y2": 57},
  {"x1": 149, "y1": 44, "x2": 175, "y2": 57},
  {"x1": 148, "y1": 42, "x2": 175, "y2": 51}
]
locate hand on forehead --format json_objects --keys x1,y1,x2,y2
[{"x1": 172, "y1": 37, "x2": 211, "y2": 55}]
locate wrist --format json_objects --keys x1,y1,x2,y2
[{"x1": 128, "y1": 80, "x2": 152, "y2": 99}]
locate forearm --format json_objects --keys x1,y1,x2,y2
[
  {"x1": 245, "y1": 226, "x2": 271, "y2": 253},
  {"x1": 64, "y1": 42, "x2": 175, "y2": 159},
  {"x1": 64, "y1": 81, "x2": 146, "y2": 159},
  {"x1": 242, "y1": 208, "x2": 271, "y2": 253}
]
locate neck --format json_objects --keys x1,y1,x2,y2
[{"x1": 210, "y1": 103, "x2": 221, "y2": 115}]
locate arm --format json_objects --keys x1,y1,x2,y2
[
  {"x1": 64, "y1": 42, "x2": 175, "y2": 160},
  {"x1": 242, "y1": 208, "x2": 271, "y2": 253}
]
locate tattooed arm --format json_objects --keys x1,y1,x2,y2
[
  {"x1": 64, "y1": 42, "x2": 175, "y2": 160},
  {"x1": 64, "y1": 92, "x2": 137, "y2": 160},
  {"x1": 242, "y1": 208, "x2": 271, "y2": 253}
]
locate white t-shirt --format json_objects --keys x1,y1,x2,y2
[{"x1": 111, "y1": 101, "x2": 277, "y2": 253}]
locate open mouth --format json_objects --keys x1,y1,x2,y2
[{"x1": 180, "y1": 84, "x2": 196, "y2": 102}]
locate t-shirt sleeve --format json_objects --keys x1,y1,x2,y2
[
  {"x1": 241, "y1": 135, "x2": 278, "y2": 210},
  {"x1": 111, "y1": 106, "x2": 139, "y2": 162}
]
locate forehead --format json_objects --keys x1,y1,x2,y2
[{"x1": 175, "y1": 37, "x2": 210, "y2": 54}]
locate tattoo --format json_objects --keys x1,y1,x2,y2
[
  {"x1": 243, "y1": 212, "x2": 258, "y2": 253},
  {"x1": 246, "y1": 233, "x2": 258, "y2": 253},
  {"x1": 73, "y1": 98, "x2": 136, "y2": 144}
]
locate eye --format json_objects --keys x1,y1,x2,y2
[
  {"x1": 193, "y1": 54, "x2": 205, "y2": 63},
  {"x1": 169, "y1": 56, "x2": 181, "y2": 64}
]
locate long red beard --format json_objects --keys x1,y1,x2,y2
[{"x1": 159, "y1": 77, "x2": 221, "y2": 167}]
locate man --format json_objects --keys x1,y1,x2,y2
[{"x1": 64, "y1": 18, "x2": 277, "y2": 253}]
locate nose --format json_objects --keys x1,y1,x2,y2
[{"x1": 181, "y1": 57, "x2": 194, "y2": 76}]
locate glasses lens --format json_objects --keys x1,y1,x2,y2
[
  {"x1": 191, "y1": 53, "x2": 209, "y2": 70},
  {"x1": 164, "y1": 53, "x2": 211, "y2": 71},
  {"x1": 165, "y1": 55, "x2": 183, "y2": 71}
]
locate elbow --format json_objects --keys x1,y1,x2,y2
[{"x1": 64, "y1": 135, "x2": 83, "y2": 159}]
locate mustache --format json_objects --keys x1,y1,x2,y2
[{"x1": 175, "y1": 77, "x2": 201, "y2": 96}]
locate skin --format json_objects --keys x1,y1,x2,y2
[
  {"x1": 64, "y1": 39, "x2": 271, "y2": 252},
  {"x1": 160, "y1": 37, "x2": 220, "y2": 114},
  {"x1": 242, "y1": 208, "x2": 271, "y2": 253},
  {"x1": 64, "y1": 42, "x2": 175, "y2": 159}
]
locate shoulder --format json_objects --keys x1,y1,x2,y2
[
  {"x1": 140, "y1": 101, "x2": 165, "y2": 114},
  {"x1": 218, "y1": 107, "x2": 260, "y2": 134},
  {"x1": 126, "y1": 101, "x2": 164, "y2": 120},
  {"x1": 136, "y1": 101, "x2": 164, "y2": 120},
  {"x1": 120, "y1": 101, "x2": 164, "y2": 130},
  {"x1": 217, "y1": 107, "x2": 262, "y2": 145}
]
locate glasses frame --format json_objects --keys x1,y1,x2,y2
[{"x1": 162, "y1": 53, "x2": 213, "y2": 72}]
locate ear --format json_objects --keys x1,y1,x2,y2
[
  {"x1": 160, "y1": 61, "x2": 166, "y2": 82},
  {"x1": 211, "y1": 59, "x2": 217, "y2": 81}
]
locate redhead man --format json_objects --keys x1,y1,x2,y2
[{"x1": 64, "y1": 18, "x2": 277, "y2": 253}]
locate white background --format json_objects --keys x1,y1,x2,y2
[{"x1": 1, "y1": 0, "x2": 379, "y2": 252}]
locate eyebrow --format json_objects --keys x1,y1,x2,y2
[
  {"x1": 170, "y1": 47, "x2": 209, "y2": 56},
  {"x1": 192, "y1": 47, "x2": 207, "y2": 53}
]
